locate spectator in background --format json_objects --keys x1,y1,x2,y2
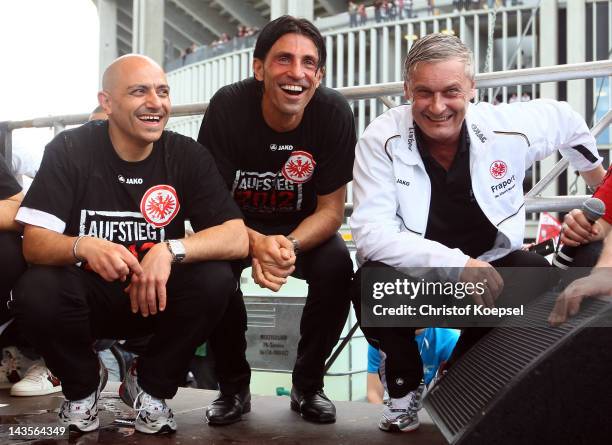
[
  {"x1": 397, "y1": 0, "x2": 404, "y2": 19},
  {"x1": 406, "y1": 0, "x2": 415, "y2": 18},
  {"x1": 428, "y1": 0, "x2": 435, "y2": 15},
  {"x1": 348, "y1": 1, "x2": 358, "y2": 27},
  {"x1": 358, "y1": 3, "x2": 368, "y2": 25},
  {"x1": 374, "y1": 0, "x2": 383, "y2": 23}
]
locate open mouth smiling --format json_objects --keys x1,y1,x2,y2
[{"x1": 280, "y1": 84, "x2": 306, "y2": 96}]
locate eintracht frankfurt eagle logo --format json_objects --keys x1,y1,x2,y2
[
  {"x1": 490, "y1": 160, "x2": 508, "y2": 179},
  {"x1": 281, "y1": 151, "x2": 316, "y2": 184},
  {"x1": 140, "y1": 185, "x2": 180, "y2": 228}
]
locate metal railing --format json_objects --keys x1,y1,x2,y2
[{"x1": 2, "y1": 60, "x2": 610, "y2": 216}]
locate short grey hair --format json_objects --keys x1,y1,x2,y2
[{"x1": 403, "y1": 33, "x2": 474, "y2": 84}]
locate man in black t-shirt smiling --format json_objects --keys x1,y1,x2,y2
[
  {"x1": 198, "y1": 16, "x2": 355, "y2": 425},
  {"x1": 13, "y1": 55, "x2": 248, "y2": 435}
]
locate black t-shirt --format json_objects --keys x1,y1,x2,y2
[
  {"x1": 417, "y1": 122, "x2": 498, "y2": 259},
  {"x1": 19, "y1": 120, "x2": 241, "y2": 259},
  {"x1": 197, "y1": 77, "x2": 356, "y2": 233},
  {"x1": 0, "y1": 154, "x2": 21, "y2": 199}
]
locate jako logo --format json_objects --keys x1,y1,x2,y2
[
  {"x1": 396, "y1": 178, "x2": 410, "y2": 186},
  {"x1": 270, "y1": 144, "x2": 293, "y2": 151},
  {"x1": 118, "y1": 175, "x2": 143, "y2": 185},
  {"x1": 471, "y1": 124, "x2": 487, "y2": 143}
]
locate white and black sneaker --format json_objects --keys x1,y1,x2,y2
[
  {"x1": 59, "y1": 361, "x2": 108, "y2": 433},
  {"x1": 378, "y1": 390, "x2": 420, "y2": 433},
  {"x1": 413, "y1": 381, "x2": 427, "y2": 411},
  {"x1": 119, "y1": 360, "x2": 176, "y2": 434}
]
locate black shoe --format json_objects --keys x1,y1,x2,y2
[
  {"x1": 290, "y1": 386, "x2": 336, "y2": 423},
  {"x1": 205, "y1": 387, "x2": 251, "y2": 426}
]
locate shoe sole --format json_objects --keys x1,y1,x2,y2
[
  {"x1": 290, "y1": 400, "x2": 336, "y2": 424},
  {"x1": 65, "y1": 417, "x2": 100, "y2": 433},
  {"x1": 378, "y1": 421, "x2": 420, "y2": 433},
  {"x1": 135, "y1": 422, "x2": 177, "y2": 434},
  {"x1": 11, "y1": 385, "x2": 63, "y2": 397},
  {"x1": 206, "y1": 401, "x2": 251, "y2": 426}
]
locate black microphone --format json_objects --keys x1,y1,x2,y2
[{"x1": 553, "y1": 197, "x2": 606, "y2": 269}]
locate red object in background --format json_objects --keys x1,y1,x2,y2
[{"x1": 536, "y1": 212, "x2": 562, "y2": 244}]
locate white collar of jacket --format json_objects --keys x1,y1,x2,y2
[
  {"x1": 393, "y1": 103, "x2": 496, "y2": 165},
  {"x1": 388, "y1": 103, "x2": 521, "y2": 262}
]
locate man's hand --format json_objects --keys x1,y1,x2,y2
[
  {"x1": 250, "y1": 234, "x2": 296, "y2": 291},
  {"x1": 460, "y1": 258, "x2": 504, "y2": 307},
  {"x1": 548, "y1": 268, "x2": 612, "y2": 326},
  {"x1": 560, "y1": 209, "x2": 604, "y2": 247},
  {"x1": 77, "y1": 236, "x2": 143, "y2": 282},
  {"x1": 125, "y1": 242, "x2": 173, "y2": 317}
]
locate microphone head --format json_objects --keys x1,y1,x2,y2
[{"x1": 582, "y1": 197, "x2": 606, "y2": 223}]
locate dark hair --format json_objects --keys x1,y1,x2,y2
[{"x1": 253, "y1": 15, "x2": 326, "y2": 71}]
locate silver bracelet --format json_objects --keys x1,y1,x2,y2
[{"x1": 72, "y1": 235, "x2": 87, "y2": 263}]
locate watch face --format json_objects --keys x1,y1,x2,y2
[{"x1": 168, "y1": 240, "x2": 186, "y2": 262}]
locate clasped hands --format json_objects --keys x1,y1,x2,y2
[
  {"x1": 250, "y1": 234, "x2": 296, "y2": 292},
  {"x1": 76, "y1": 237, "x2": 172, "y2": 317}
]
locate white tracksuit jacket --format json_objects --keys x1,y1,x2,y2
[{"x1": 350, "y1": 99, "x2": 602, "y2": 269}]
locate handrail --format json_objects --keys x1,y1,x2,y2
[
  {"x1": 2, "y1": 60, "x2": 611, "y2": 129},
  {"x1": 1, "y1": 61, "x2": 610, "y2": 215}
]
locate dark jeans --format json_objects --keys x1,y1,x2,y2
[
  {"x1": 209, "y1": 233, "x2": 353, "y2": 394},
  {"x1": 351, "y1": 249, "x2": 552, "y2": 398},
  {"x1": 13, "y1": 261, "x2": 237, "y2": 400}
]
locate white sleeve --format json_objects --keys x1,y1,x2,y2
[
  {"x1": 519, "y1": 99, "x2": 602, "y2": 171},
  {"x1": 350, "y1": 127, "x2": 469, "y2": 269}
]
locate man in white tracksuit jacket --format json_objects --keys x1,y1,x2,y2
[{"x1": 350, "y1": 33, "x2": 605, "y2": 433}]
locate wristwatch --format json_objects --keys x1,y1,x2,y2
[
  {"x1": 286, "y1": 236, "x2": 300, "y2": 255},
  {"x1": 165, "y1": 239, "x2": 186, "y2": 263}
]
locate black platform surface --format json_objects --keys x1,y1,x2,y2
[{"x1": 0, "y1": 383, "x2": 446, "y2": 444}]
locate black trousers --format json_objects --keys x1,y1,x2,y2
[
  {"x1": 351, "y1": 249, "x2": 552, "y2": 398},
  {"x1": 0, "y1": 232, "x2": 26, "y2": 327},
  {"x1": 13, "y1": 261, "x2": 238, "y2": 401},
  {"x1": 209, "y1": 233, "x2": 353, "y2": 394}
]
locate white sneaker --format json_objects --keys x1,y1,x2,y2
[
  {"x1": 119, "y1": 360, "x2": 176, "y2": 434},
  {"x1": 413, "y1": 381, "x2": 427, "y2": 411},
  {"x1": 10, "y1": 363, "x2": 62, "y2": 396},
  {"x1": 58, "y1": 361, "x2": 108, "y2": 433},
  {"x1": 0, "y1": 347, "x2": 39, "y2": 389},
  {"x1": 378, "y1": 391, "x2": 420, "y2": 432}
]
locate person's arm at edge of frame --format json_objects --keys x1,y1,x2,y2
[
  {"x1": 367, "y1": 372, "x2": 385, "y2": 404},
  {"x1": 549, "y1": 230, "x2": 612, "y2": 326},
  {"x1": 0, "y1": 192, "x2": 24, "y2": 232}
]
